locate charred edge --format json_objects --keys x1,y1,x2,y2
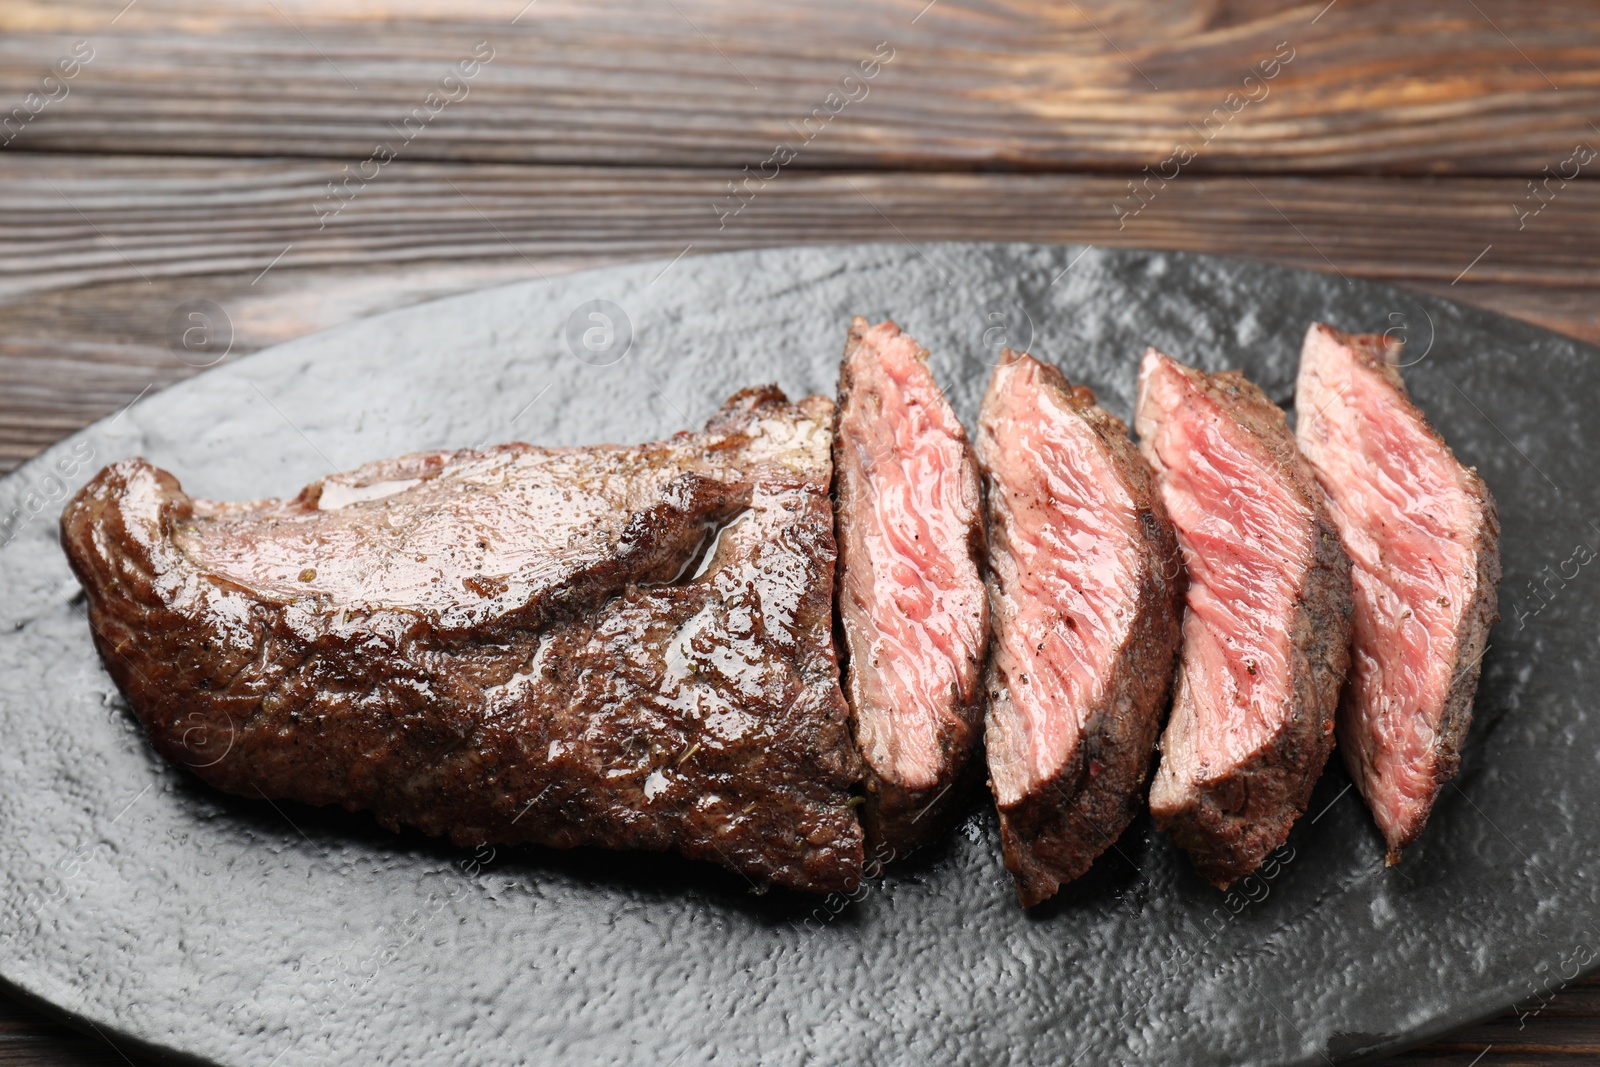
[
  {"x1": 1002, "y1": 515, "x2": 1182, "y2": 906},
  {"x1": 986, "y1": 360, "x2": 1183, "y2": 905},
  {"x1": 701, "y1": 383, "x2": 793, "y2": 436},
  {"x1": 1144, "y1": 358, "x2": 1352, "y2": 890},
  {"x1": 860, "y1": 722, "x2": 987, "y2": 855},
  {"x1": 1382, "y1": 478, "x2": 1502, "y2": 863},
  {"x1": 1166, "y1": 515, "x2": 1349, "y2": 890},
  {"x1": 833, "y1": 316, "x2": 986, "y2": 858}
]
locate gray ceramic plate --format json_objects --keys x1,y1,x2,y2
[{"x1": 2, "y1": 244, "x2": 1595, "y2": 1067}]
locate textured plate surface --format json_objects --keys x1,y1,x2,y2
[{"x1": 1, "y1": 244, "x2": 1596, "y2": 1067}]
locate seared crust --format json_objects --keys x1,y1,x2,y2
[
  {"x1": 834, "y1": 317, "x2": 989, "y2": 853},
  {"x1": 858, "y1": 751, "x2": 985, "y2": 858},
  {"x1": 1309, "y1": 326, "x2": 1502, "y2": 863},
  {"x1": 982, "y1": 352, "x2": 1185, "y2": 906},
  {"x1": 60, "y1": 387, "x2": 866, "y2": 894},
  {"x1": 1145, "y1": 363, "x2": 1353, "y2": 889},
  {"x1": 1410, "y1": 494, "x2": 1499, "y2": 859}
]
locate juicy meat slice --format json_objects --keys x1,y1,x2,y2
[
  {"x1": 833, "y1": 318, "x2": 989, "y2": 853},
  {"x1": 60, "y1": 387, "x2": 865, "y2": 894},
  {"x1": 1295, "y1": 323, "x2": 1501, "y2": 863},
  {"x1": 1137, "y1": 350, "x2": 1352, "y2": 889},
  {"x1": 978, "y1": 350, "x2": 1184, "y2": 906}
]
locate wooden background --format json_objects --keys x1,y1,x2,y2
[{"x1": 2, "y1": 1, "x2": 1598, "y2": 1063}]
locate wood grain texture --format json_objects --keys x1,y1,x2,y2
[
  {"x1": 3, "y1": 975, "x2": 1600, "y2": 1065},
  {"x1": 3, "y1": 155, "x2": 1598, "y2": 475},
  {"x1": 0, "y1": 0, "x2": 1598, "y2": 173}
]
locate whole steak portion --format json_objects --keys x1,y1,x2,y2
[
  {"x1": 834, "y1": 318, "x2": 988, "y2": 853},
  {"x1": 60, "y1": 387, "x2": 865, "y2": 894},
  {"x1": 1137, "y1": 351, "x2": 1352, "y2": 889},
  {"x1": 978, "y1": 350, "x2": 1184, "y2": 906},
  {"x1": 1296, "y1": 324, "x2": 1501, "y2": 863}
]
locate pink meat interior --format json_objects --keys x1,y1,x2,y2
[
  {"x1": 1296, "y1": 325, "x2": 1481, "y2": 836},
  {"x1": 1136, "y1": 351, "x2": 1311, "y2": 776},
  {"x1": 837, "y1": 321, "x2": 986, "y2": 790},
  {"x1": 980, "y1": 355, "x2": 1142, "y2": 807}
]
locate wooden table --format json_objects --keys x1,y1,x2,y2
[{"x1": 2, "y1": 2, "x2": 1597, "y2": 1063}]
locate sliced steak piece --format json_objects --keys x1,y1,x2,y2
[
  {"x1": 1137, "y1": 350, "x2": 1352, "y2": 889},
  {"x1": 60, "y1": 387, "x2": 865, "y2": 894},
  {"x1": 978, "y1": 350, "x2": 1184, "y2": 906},
  {"x1": 1295, "y1": 323, "x2": 1501, "y2": 863},
  {"x1": 834, "y1": 318, "x2": 989, "y2": 853}
]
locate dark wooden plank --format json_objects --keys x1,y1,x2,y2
[
  {"x1": 4, "y1": 976, "x2": 1600, "y2": 1065},
  {"x1": 0, "y1": 992, "x2": 147, "y2": 1065},
  {"x1": 1391, "y1": 974, "x2": 1600, "y2": 1065},
  {"x1": 3, "y1": 156, "x2": 1599, "y2": 474},
  {"x1": 1, "y1": 1, "x2": 1598, "y2": 173}
]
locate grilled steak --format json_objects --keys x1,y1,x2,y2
[
  {"x1": 833, "y1": 318, "x2": 989, "y2": 853},
  {"x1": 1137, "y1": 350, "x2": 1352, "y2": 889},
  {"x1": 1295, "y1": 324, "x2": 1501, "y2": 863},
  {"x1": 60, "y1": 387, "x2": 865, "y2": 894},
  {"x1": 978, "y1": 350, "x2": 1184, "y2": 906}
]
